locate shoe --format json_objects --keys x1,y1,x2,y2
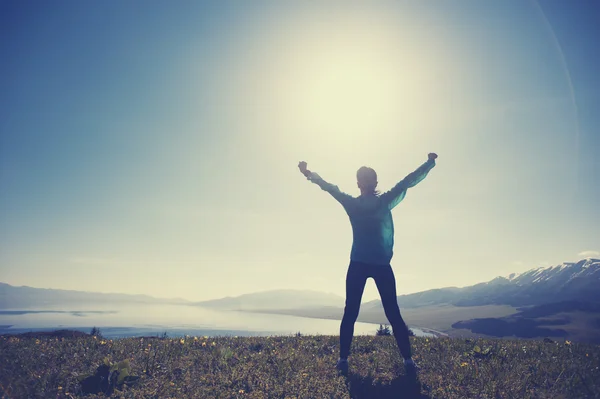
[
  {"x1": 336, "y1": 358, "x2": 348, "y2": 376},
  {"x1": 404, "y1": 358, "x2": 418, "y2": 379}
]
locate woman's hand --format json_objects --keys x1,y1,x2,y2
[
  {"x1": 428, "y1": 153, "x2": 438, "y2": 160},
  {"x1": 298, "y1": 161, "x2": 310, "y2": 177}
]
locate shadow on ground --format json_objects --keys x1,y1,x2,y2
[{"x1": 346, "y1": 373, "x2": 432, "y2": 399}]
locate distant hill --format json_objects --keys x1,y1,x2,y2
[
  {"x1": 0, "y1": 282, "x2": 189, "y2": 309},
  {"x1": 4, "y1": 258, "x2": 598, "y2": 319},
  {"x1": 194, "y1": 290, "x2": 345, "y2": 311},
  {"x1": 363, "y1": 258, "x2": 600, "y2": 310},
  {"x1": 452, "y1": 300, "x2": 600, "y2": 343}
]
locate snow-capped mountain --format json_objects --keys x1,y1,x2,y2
[
  {"x1": 363, "y1": 258, "x2": 600, "y2": 310},
  {"x1": 505, "y1": 258, "x2": 598, "y2": 286}
]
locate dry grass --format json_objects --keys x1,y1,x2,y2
[{"x1": 1, "y1": 332, "x2": 599, "y2": 398}]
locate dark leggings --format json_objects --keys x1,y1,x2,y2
[{"x1": 340, "y1": 261, "x2": 412, "y2": 360}]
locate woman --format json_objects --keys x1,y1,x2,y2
[{"x1": 298, "y1": 153, "x2": 437, "y2": 377}]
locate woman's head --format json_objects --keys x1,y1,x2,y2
[{"x1": 356, "y1": 166, "x2": 379, "y2": 195}]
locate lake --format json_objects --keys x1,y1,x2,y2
[{"x1": 0, "y1": 303, "x2": 436, "y2": 338}]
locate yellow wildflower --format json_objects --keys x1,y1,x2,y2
[
  {"x1": 180, "y1": 339, "x2": 185, "y2": 344},
  {"x1": 194, "y1": 336, "x2": 198, "y2": 341},
  {"x1": 211, "y1": 342, "x2": 216, "y2": 346},
  {"x1": 460, "y1": 362, "x2": 468, "y2": 367},
  {"x1": 565, "y1": 340, "x2": 572, "y2": 345},
  {"x1": 202, "y1": 342, "x2": 207, "y2": 347},
  {"x1": 239, "y1": 389, "x2": 245, "y2": 394}
]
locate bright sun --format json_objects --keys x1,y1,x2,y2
[{"x1": 223, "y1": 4, "x2": 446, "y2": 163}]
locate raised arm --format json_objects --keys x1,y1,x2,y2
[
  {"x1": 298, "y1": 161, "x2": 354, "y2": 207},
  {"x1": 380, "y1": 153, "x2": 437, "y2": 209}
]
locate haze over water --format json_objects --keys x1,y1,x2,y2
[{"x1": 0, "y1": 303, "x2": 436, "y2": 338}]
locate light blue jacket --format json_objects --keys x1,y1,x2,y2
[{"x1": 308, "y1": 159, "x2": 436, "y2": 265}]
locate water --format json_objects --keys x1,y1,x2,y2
[
  {"x1": 0, "y1": 303, "x2": 438, "y2": 338},
  {"x1": 0, "y1": 303, "x2": 398, "y2": 338}
]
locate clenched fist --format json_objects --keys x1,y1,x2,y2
[
  {"x1": 428, "y1": 153, "x2": 438, "y2": 160},
  {"x1": 298, "y1": 161, "x2": 310, "y2": 177}
]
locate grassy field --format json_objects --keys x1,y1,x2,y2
[{"x1": 1, "y1": 331, "x2": 599, "y2": 398}]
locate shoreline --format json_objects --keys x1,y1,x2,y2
[{"x1": 238, "y1": 308, "x2": 449, "y2": 337}]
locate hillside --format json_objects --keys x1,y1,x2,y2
[
  {"x1": 0, "y1": 282, "x2": 189, "y2": 309},
  {"x1": 452, "y1": 300, "x2": 600, "y2": 344},
  {"x1": 363, "y1": 258, "x2": 600, "y2": 310},
  {"x1": 1, "y1": 333, "x2": 598, "y2": 398},
  {"x1": 194, "y1": 289, "x2": 345, "y2": 310}
]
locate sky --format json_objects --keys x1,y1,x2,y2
[{"x1": 1, "y1": 1, "x2": 599, "y2": 303}]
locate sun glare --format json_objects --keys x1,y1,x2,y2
[
  {"x1": 222, "y1": 5, "x2": 447, "y2": 164},
  {"x1": 285, "y1": 45, "x2": 399, "y2": 139}
]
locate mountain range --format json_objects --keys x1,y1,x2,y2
[
  {"x1": 193, "y1": 290, "x2": 344, "y2": 310},
  {"x1": 2, "y1": 258, "x2": 598, "y2": 311},
  {"x1": 0, "y1": 282, "x2": 189, "y2": 309},
  {"x1": 3, "y1": 258, "x2": 600, "y2": 342},
  {"x1": 362, "y1": 258, "x2": 600, "y2": 310}
]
